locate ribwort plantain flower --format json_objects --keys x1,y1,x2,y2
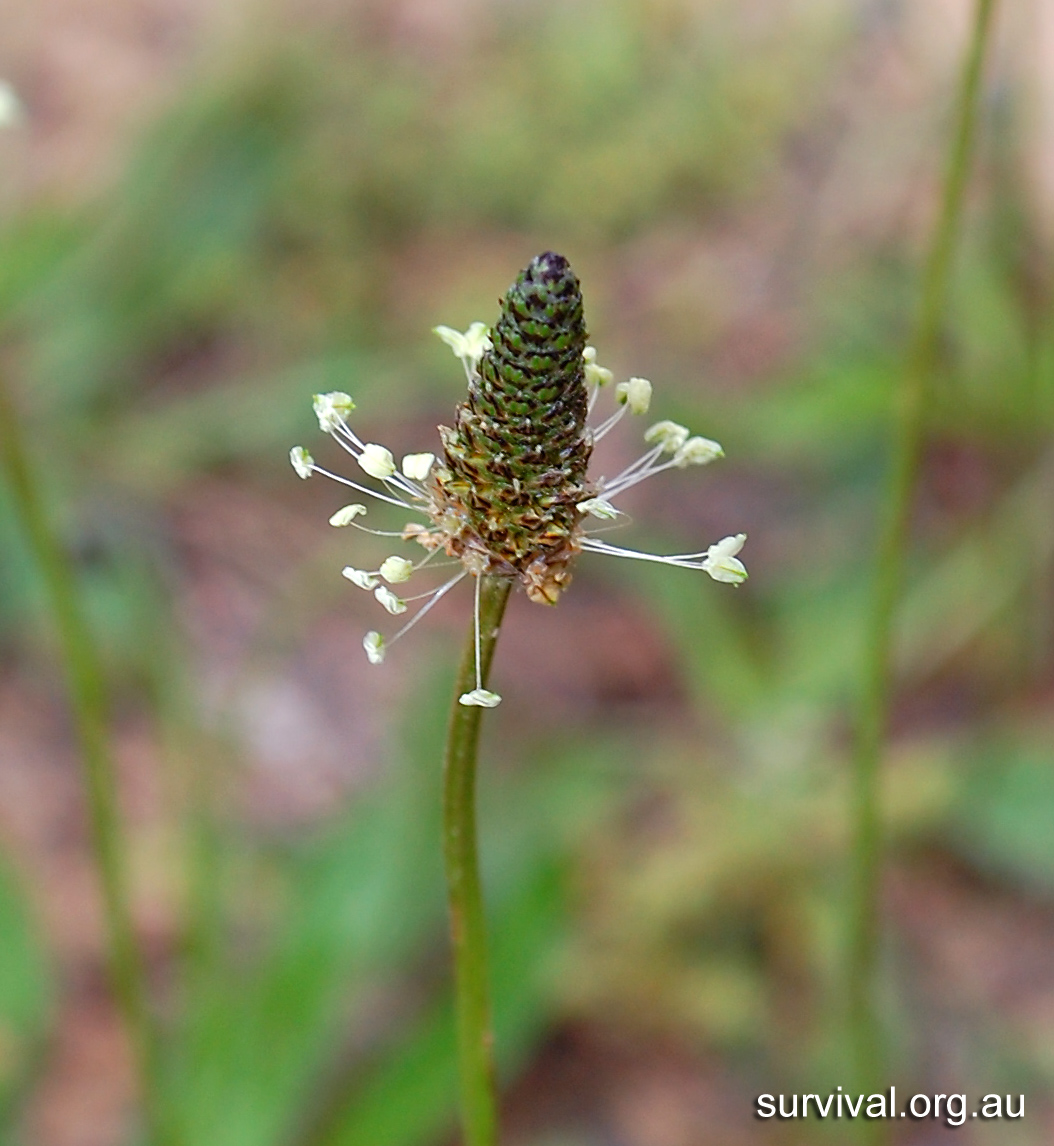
[{"x1": 290, "y1": 251, "x2": 747, "y2": 707}]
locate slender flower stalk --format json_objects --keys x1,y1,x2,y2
[
  {"x1": 847, "y1": 0, "x2": 998, "y2": 1116},
  {"x1": 443, "y1": 574, "x2": 511, "y2": 1146},
  {"x1": 0, "y1": 381, "x2": 172, "y2": 1146},
  {"x1": 291, "y1": 251, "x2": 745, "y2": 1143}
]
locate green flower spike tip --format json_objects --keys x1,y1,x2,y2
[{"x1": 435, "y1": 250, "x2": 593, "y2": 605}]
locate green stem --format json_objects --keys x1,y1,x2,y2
[
  {"x1": 848, "y1": 0, "x2": 998, "y2": 1112},
  {"x1": 0, "y1": 383, "x2": 172, "y2": 1146},
  {"x1": 443, "y1": 574, "x2": 512, "y2": 1146}
]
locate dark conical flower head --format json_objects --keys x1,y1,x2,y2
[
  {"x1": 290, "y1": 249, "x2": 745, "y2": 692},
  {"x1": 434, "y1": 252, "x2": 594, "y2": 602}
]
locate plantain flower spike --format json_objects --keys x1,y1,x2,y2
[{"x1": 291, "y1": 251, "x2": 747, "y2": 701}]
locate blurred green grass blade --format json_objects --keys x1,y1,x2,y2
[
  {"x1": 0, "y1": 471, "x2": 38, "y2": 643},
  {"x1": 172, "y1": 758, "x2": 445, "y2": 1146},
  {"x1": 0, "y1": 212, "x2": 84, "y2": 323},
  {"x1": 630, "y1": 560, "x2": 770, "y2": 720},
  {"x1": 105, "y1": 354, "x2": 380, "y2": 490},
  {"x1": 170, "y1": 670, "x2": 459, "y2": 1146},
  {"x1": 0, "y1": 854, "x2": 54, "y2": 1127},
  {"x1": 23, "y1": 67, "x2": 314, "y2": 413},
  {"x1": 704, "y1": 358, "x2": 896, "y2": 467},
  {"x1": 952, "y1": 736, "x2": 1054, "y2": 892},
  {"x1": 897, "y1": 449, "x2": 1054, "y2": 679}
]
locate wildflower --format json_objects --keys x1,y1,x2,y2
[
  {"x1": 583, "y1": 347, "x2": 614, "y2": 388},
  {"x1": 291, "y1": 251, "x2": 747, "y2": 702}
]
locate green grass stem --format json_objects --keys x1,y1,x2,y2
[
  {"x1": 0, "y1": 381, "x2": 173, "y2": 1146},
  {"x1": 443, "y1": 574, "x2": 512, "y2": 1146},
  {"x1": 848, "y1": 0, "x2": 999, "y2": 1114}
]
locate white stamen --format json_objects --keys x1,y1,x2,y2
[
  {"x1": 459, "y1": 688, "x2": 502, "y2": 708},
  {"x1": 585, "y1": 362, "x2": 614, "y2": 388},
  {"x1": 342, "y1": 567, "x2": 379, "y2": 590},
  {"x1": 591, "y1": 404, "x2": 628, "y2": 444},
  {"x1": 401, "y1": 452, "x2": 435, "y2": 481},
  {"x1": 374, "y1": 586, "x2": 408, "y2": 614},
  {"x1": 701, "y1": 534, "x2": 748, "y2": 583},
  {"x1": 329, "y1": 504, "x2": 368, "y2": 526},
  {"x1": 578, "y1": 497, "x2": 621, "y2": 520},
  {"x1": 644, "y1": 420, "x2": 690, "y2": 453},
  {"x1": 363, "y1": 631, "x2": 385, "y2": 664},
  {"x1": 358, "y1": 444, "x2": 397, "y2": 480},
  {"x1": 379, "y1": 555, "x2": 414, "y2": 584},
  {"x1": 615, "y1": 377, "x2": 652, "y2": 415},
  {"x1": 434, "y1": 322, "x2": 492, "y2": 376},
  {"x1": 0, "y1": 83, "x2": 24, "y2": 128},
  {"x1": 290, "y1": 446, "x2": 314, "y2": 479},
  {"x1": 458, "y1": 575, "x2": 502, "y2": 707},
  {"x1": 311, "y1": 464, "x2": 419, "y2": 510},
  {"x1": 313, "y1": 391, "x2": 356, "y2": 432},
  {"x1": 386, "y1": 572, "x2": 466, "y2": 645},
  {"x1": 473, "y1": 574, "x2": 483, "y2": 691},
  {"x1": 581, "y1": 536, "x2": 747, "y2": 582},
  {"x1": 673, "y1": 436, "x2": 723, "y2": 467}
]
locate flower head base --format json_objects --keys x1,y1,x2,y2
[{"x1": 289, "y1": 251, "x2": 747, "y2": 676}]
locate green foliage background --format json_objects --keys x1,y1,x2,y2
[{"x1": 0, "y1": 1, "x2": 1052, "y2": 1143}]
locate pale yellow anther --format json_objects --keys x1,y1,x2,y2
[
  {"x1": 379, "y1": 555, "x2": 414, "y2": 584},
  {"x1": 358, "y1": 443, "x2": 396, "y2": 480},
  {"x1": 290, "y1": 446, "x2": 314, "y2": 479},
  {"x1": 616, "y1": 377, "x2": 652, "y2": 415},
  {"x1": 401, "y1": 452, "x2": 435, "y2": 481},
  {"x1": 329, "y1": 504, "x2": 368, "y2": 526},
  {"x1": 363, "y1": 631, "x2": 385, "y2": 664}
]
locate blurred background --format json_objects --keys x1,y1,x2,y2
[{"x1": 0, "y1": 1, "x2": 1053, "y2": 1143}]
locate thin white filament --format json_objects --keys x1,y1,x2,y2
[
  {"x1": 580, "y1": 537, "x2": 710, "y2": 571},
  {"x1": 310, "y1": 464, "x2": 421, "y2": 511},
  {"x1": 387, "y1": 573, "x2": 466, "y2": 646},
  {"x1": 473, "y1": 572, "x2": 482, "y2": 691}
]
